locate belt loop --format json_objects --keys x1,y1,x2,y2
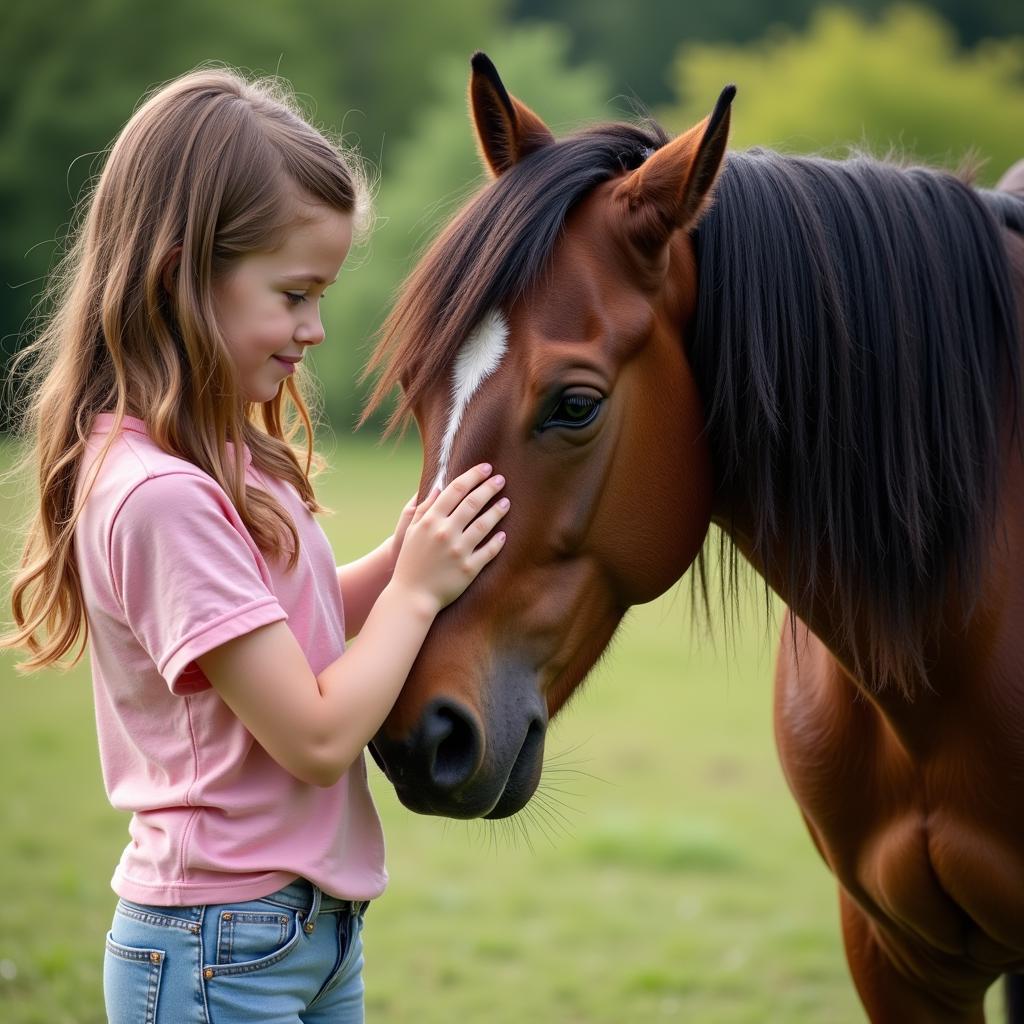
[{"x1": 303, "y1": 883, "x2": 322, "y2": 934}]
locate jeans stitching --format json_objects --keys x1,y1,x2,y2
[
  {"x1": 307, "y1": 911, "x2": 364, "y2": 1009},
  {"x1": 216, "y1": 912, "x2": 289, "y2": 965},
  {"x1": 257, "y1": 894, "x2": 356, "y2": 913},
  {"x1": 145, "y1": 953, "x2": 161, "y2": 1024},
  {"x1": 117, "y1": 904, "x2": 202, "y2": 932},
  {"x1": 104, "y1": 937, "x2": 163, "y2": 1024},
  {"x1": 197, "y1": 904, "x2": 211, "y2": 1024},
  {"x1": 218, "y1": 914, "x2": 233, "y2": 964},
  {"x1": 105, "y1": 938, "x2": 158, "y2": 962},
  {"x1": 203, "y1": 915, "x2": 303, "y2": 978},
  {"x1": 307, "y1": 918, "x2": 346, "y2": 1009}
]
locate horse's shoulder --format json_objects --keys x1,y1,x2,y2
[{"x1": 773, "y1": 618, "x2": 1024, "y2": 970}]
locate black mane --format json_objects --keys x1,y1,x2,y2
[{"x1": 691, "y1": 149, "x2": 1021, "y2": 691}]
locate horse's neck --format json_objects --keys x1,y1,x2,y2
[
  {"x1": 712, "y1": 512, "x2": 868, "y2": 683},
  {"x1": 715, "y1": 516, "x2": 932, "y2": 748},
  {"x1": 713, "y1": 399, "x2": 1024, "y2": 758}
]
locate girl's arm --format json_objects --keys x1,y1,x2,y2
[
  {"x1": 336, "y1": 496, "x2": 417, "y2": 637},
  {"x1": 197, "y1": 465, "x2": 507, "y2": 787},
  {"x1": 336, "y1": 541, "x2": 392, "y2": 638}
]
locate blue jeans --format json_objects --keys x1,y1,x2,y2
[{"x1": 103, "y1": 878, "x2": 367, "y2": 1023}]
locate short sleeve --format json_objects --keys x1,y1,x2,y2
[{"x1": 109, "y1": 471, "x2": 288, "y2": 694}]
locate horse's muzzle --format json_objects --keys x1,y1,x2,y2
[{"x1": 371, "y1": 687, "x2": 548, "y2": 819}]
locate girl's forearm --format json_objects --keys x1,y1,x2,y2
[
  {"x1": 197, "y1": 581, "x2": 438, "y2": 789},
  {"x1": 199, "y1": 467, "x2": 506, "y2": 789},
  {"x1": 308, "y1": 579, "x2": 439, "y2": 784},
  {"x1": 336, "y1": 540, "x2": 394, "y2": 638}
]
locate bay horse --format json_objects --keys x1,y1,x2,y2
[{"x1": 363, "y1": 53, "x2": 1024, "y2": 1021}]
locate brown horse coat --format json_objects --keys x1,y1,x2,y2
[{"x1": 365, "y1": 55, "x2": 1024, "y2": 1021}]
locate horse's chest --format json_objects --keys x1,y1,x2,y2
[
  {"x1": 848, "y1": 811, "x2": 1024, "y2": 961},
  {"x1": 860, "y1": 815, "x2": 958, "y2": 947}
]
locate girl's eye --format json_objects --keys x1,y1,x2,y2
[
  {"x1": 285, "y1": 292, "x2": 306, "y2": 306},
  {"x1": 541, "y1": 392, "x2": 603, "y2": 431}
]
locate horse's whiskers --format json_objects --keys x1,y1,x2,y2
[
  {"x1": 528, "y1": 792, "x2": 576, "y2": 838},
  {"x1": 542, "y1": 738, "x2": 593, "y2": 761}
]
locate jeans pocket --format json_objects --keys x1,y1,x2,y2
[
  {"x1": 205, "y1": 902, "x2": 301, "y2": 977},
  {"x1": 214, "y1": 906, "x2": 294, "y2": 966},
  {"x1": 104, "y1": 933, "x2": 165, "y2": 1024}
]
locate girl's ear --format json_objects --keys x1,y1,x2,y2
[
  {"x1": 469, "y1": 51, "x2": 554, "y2": 177},
  {"x1": 613, "y1": 85, "x2": 735, "y2": 254},
  {"x1": 160, "y1": 246, "x2": 182, "y2": 296}
]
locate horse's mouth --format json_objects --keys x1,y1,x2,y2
[
  {"x1": 370, "y1": 716, "x2": 546, "y2": 820},
  {"x1": 483, "y1": 715, "x2": 546, "y2": 819}
]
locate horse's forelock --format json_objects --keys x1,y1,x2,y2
[{"x1": 362, "y1": 121, "x2": 670, "y2": 433}]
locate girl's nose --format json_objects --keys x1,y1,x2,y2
[{"x1": 295, "y1": 315, "x2": 325, "y2": 346}]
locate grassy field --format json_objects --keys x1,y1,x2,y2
[{"x1": 0, "y1": 435, "x2": 1006, "y2": 1022}]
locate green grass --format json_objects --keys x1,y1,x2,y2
[{"x1": 0, "y1": 436, "x2": 1006, "y2": 1022}]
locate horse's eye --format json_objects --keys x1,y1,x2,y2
[{"x1": 542, "y1": 392, "x2": 603, "y2": 430}]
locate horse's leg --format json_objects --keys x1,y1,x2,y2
[{"x1": 839, "y1": 890, "x2": 986, "y2": 1024}]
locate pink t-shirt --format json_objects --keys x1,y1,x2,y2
[{"x1": 74, "y1": 413, "x2": 387, "y2": 905}]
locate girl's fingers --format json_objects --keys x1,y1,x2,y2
[
  {"x1": 468, "y1": 530, "x2": 507, "y2": 572},
  {"x1": 433, "y1": 464, "x2": 494, "y2": 517},
  {"x1": 464, "y1": 496, "x2": 510, "y2": 546},
  {"x1": 396, "y1": 493, "x2": 418, "y2": 531},
  {"x1": 412, "y1": 487, "x2": 440, "y2": 522},
  {"x1": 452, "y1": 474, "x2": 505, "y2": 529}
]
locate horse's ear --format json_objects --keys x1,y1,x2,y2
[
  {"x1": 613, "y1": 85, "x2": 736, "y2": 252},
  {"x1": 469, "y1": 51, "x2": 555, "y2": 177}
]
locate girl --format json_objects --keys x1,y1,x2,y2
[{"x1": 1, "y1": 67, "x2": 509, "y2": 1022}]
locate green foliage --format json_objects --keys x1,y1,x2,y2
[
  {"x1": 315, "y1": 24, "x2": 610, "y2": 433},
  {"x1": 662, "y1": 5, "x2": 1024, "y2": 184},
  {"x1": 0, "y1": 0, "x2": 504, "y2": 412},
  {"x1": 509, "y1": 0, "x2": 1024, "y2": 109},
  {"x1": 6, "y1": 1, "x2": 1024, "y2": 434}
]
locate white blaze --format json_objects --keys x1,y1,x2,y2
[{"x1": 432, "y1": 309, "x2": 509, "y2": 492}]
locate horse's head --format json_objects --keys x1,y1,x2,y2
[{"x1": 369, "y1": 55, "x2": 735, "y2": 818}]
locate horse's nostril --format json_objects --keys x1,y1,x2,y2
[{"x1": 422, "y1": 701, "x2": 481, "y2": 792}]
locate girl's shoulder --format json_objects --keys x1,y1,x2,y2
[
  {"x1": 78, "y1": 420, "x2": 268, "y2": 594},
  {"x1": 80, "y1": 414, "x2": 241, "y2": 529}
]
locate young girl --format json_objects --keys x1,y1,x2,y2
[{"x1": 1, "y1": 67, "x2": 509, "y2": 1022}]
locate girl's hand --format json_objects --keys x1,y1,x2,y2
[{"x1": 391, "y1": 464, "x2": 509, "y2": 614}]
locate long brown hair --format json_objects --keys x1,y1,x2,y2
[{"x1": 2, "y1": 65, "x2": 369, "y2": 673}]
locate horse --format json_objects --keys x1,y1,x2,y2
[{"x1": 363, "y1": 52, "x2": 1024, "y2": 1022}]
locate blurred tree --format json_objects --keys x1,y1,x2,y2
[
  {"x1": 0, "y1": 0, "x2": 503, "y2": 427},
  {"x1": 509, "y1": 0, "x2": 1024, "y2": 110},
  {"x1": 8, "y1": 0, "x2": 1022, "y2": 435},
  {"x1": 662, "y1": 5, "x2": 1024, "y2": 185},
  {"x1": 315, "y1": 24, "x2": 610, "y2": 433}
]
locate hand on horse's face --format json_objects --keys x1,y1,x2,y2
[{"x1": 390, "y1": 463, "x2": 509, "y2": 614}]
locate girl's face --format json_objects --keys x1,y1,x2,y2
[{"x1": 212, "y1": 202, "x2": 353, "y2": 403}]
